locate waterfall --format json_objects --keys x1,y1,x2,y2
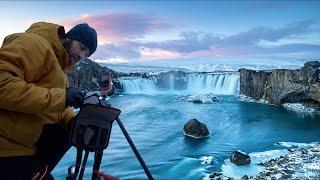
[{"x1": 119, "y1": 72, "x2": 239, "y2": 95}]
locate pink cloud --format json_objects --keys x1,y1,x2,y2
[
  {"x1": 139, "y1": 47, "x2": 182, "y2": 60},
  {"x1": 59, "y1": 12, "x2": 173, "y2": 44}
]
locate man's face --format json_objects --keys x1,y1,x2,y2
[{"x1": 64, "y1": 40, "x2": 90, "y2": 66}]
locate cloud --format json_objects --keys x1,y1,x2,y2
[
  {"x1": 139, "y1": 47, "x2": 182, "y2": 60},
  {"x1": 43, "y1": 14, "x2": 318, "y2": 61},
  {"x1": 224, "y1": 20, "x2": 315, "y2": 45},
  {"x1": 138, "y1": 20, "x2": 318, "y2": 57},
  {"x1": 143, "y1": 31, "x2": 222, "y2": 53},
  {"x1": 92, "y1": 42, "x2": 140, "y2": 60},
  {"x1": 60, "y1": 12, "x2": 173, "y2": 44}
]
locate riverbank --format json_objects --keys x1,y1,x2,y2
[{"x1": 205, "y1": 142, "x2": 320, "y2": 180}]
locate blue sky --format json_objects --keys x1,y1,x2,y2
[{"x1": 0, "y1": 1, "x2": 319, "y2": 63}]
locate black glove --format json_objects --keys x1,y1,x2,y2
[{"x1": 66, "y1": 87, "x2": 85, "y2": 108}]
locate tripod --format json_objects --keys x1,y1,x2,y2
[{"x1": 67, "y1": 95, "x2": 154, "y2": 180}]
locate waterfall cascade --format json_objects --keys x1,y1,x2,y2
[{"x1": 119, "y1": 71, "x2": 240, "y2": 95}]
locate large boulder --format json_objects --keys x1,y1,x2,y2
[
  {"x1": 183, "y1": 119, "x2": 210, "y2": 139},
  {"x1": 230, "y1": 150, "x2": 251, "y2": 166},
  {"x1": 239, "y1": 61, "x2": 320, "y2": 110}
]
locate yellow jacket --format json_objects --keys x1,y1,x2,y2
[{"x1": 0, "y1": 22, "x2": 76, "y2": 157}]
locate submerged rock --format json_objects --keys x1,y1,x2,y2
[
  {"x1": 229, "y1": 150, "x2": 251, "y2": 166},
  {"x1": 183, "y1": 119, "x2": 210, "y2": 139}
]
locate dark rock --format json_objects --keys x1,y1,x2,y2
[
  {"x1": 283, "y1": 169, "x2": 294, "y2": 175},
  {"x1": 209, "y1": 172, "x2": 222, "y2": 178},
  {"x1": 66, "y1": 58, "x2": 117, "y2": 92},
  {"x1": 183, "y1": 119, "x2": 209, "y2": 138},
  {"x1": 192, "y1": 99, "x2": 202, "y2": 104},
  {"x1": 239, "y1": 61, "x2": 320, "y2": 110},
  {"x1": 241, "y1": 175, "x2": 249, "y2": 180},
  {"x1": 229, "y1": 150, "x2": 251, "y2": 166},
  {"x1": 280, "y1": 174, "x2": 292, "y2": 180},
  {"x1": 112, "y1": 79, "x2": 123, "y2": 90},
  {"x1": 257, "y1": 162, "x2": 265, "y2": 166},
  {"x1": 288, "y1": 148, "x2": 294, "y2": 152},
  {"x1": 179, "y1": 94, "x2": 220, "y2": 104}
]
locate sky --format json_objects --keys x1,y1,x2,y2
[{"x1": 0, "y1": 0, "x2": 319, "y2": 64}]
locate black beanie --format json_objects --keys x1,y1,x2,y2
[{"x1": 66, "y1": 23, "x2": 98, "y2": 56}]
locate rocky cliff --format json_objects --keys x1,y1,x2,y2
[
  {"x1": 66, "y1": 58, "x2": 116, "y2": 91},
  {"x1": 239, "y1": 61, "x2": 320, "y2": 109}
]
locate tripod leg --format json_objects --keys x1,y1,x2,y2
[
  {"x1": 116, "y1": 118, "x2": 154, "y2": 180},
  {"x1": 78, "y1": 150, "x2": 89, "y2": 180},
  {"x1": 92, "y1": 148, "x2": 104, "y2": 180}
]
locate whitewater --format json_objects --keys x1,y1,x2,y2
[{"x1": 53, "y1": 62, "x2": 320, "y2": 179}]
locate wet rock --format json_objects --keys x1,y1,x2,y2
[
  {"x1": 280, "y1": 173, "x2": 292, "y2": 179},
  {"x1": 241, "y1": 175, "x2": 249, "y2": 180},
  {"x1": 257, "y1": 162, "x2": 265, "y2": 166},
  {"x1": 112, "y1": 79, "x2": 122, "y2": 90},
  {"x1": 229, "y1": 150, "x2": 251, "y2": 166},
  {"x1": 192, "y1": 99, "x2": 202, "y2": 104},
  {"x1": 67, "y1": 58, "x2": 117, "y2": 92},
  {"x1": 209, "y1": 172, "x2": 222, "y2": 178},
  {"x1": 183, "y1": 119, "x2": 209, "y2": 139},
  {"x1": 178, "y1": 94, "x2": 220, "y2": 104}
]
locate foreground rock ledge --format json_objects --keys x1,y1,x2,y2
[
  {"x1": 207, "y1": 143, "x2": 320, "y2": 180},
  {"x1": 183, "y1": 119, "x2": 210, "y2": 139}
]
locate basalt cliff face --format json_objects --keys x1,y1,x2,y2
[
  {"x1": 66, "y1": 58, "x2": 115, "y2": 91},
  {"x1": 239, "y1": 61, "x2": 320, "y2": 109}
]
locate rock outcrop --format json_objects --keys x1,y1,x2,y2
[
  {"x1": 229, "y1": 150, "x2": 251, "y2": 166},
  {"x1": 177, "y1": 94, "x2": 220, "y2": 104},
  {"x1": 206, "y1": 144, "x2": 320, "y2": 180},
  {"x1": 183, "y1": 119, "x2": 210, "y2": 139},
  {"x1": 239, "y1": 61, "x2": 320, "y2": 109},
  {"x1": 66, "y1": 58, "x2": 115, "y2": 91}
]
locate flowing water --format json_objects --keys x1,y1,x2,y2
[{"x1": 53, "y1": 71, "x2": 320, "y2": 179}]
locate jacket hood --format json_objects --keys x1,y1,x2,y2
[{"x1": 25, "y1": 22, "x2": 74, "y2": 71}]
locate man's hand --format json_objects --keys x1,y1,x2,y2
[{"x1": 66, "y1": 87, "x2": 85, "y2": 108}]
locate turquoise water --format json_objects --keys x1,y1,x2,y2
[{"x1": 53, "y1": 94, "x2": 320, "y2": 179}]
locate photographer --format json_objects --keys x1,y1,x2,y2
[{"x1": 0, "y1": 22, "x2": 97, "y2": 179}]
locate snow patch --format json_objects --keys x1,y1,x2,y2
[
  {"x1": 275, "y1": 141, "x2": 318, "y2": 148},
  {"x1": 238, "y1": 94, "x2": 270, "y2": 104},
  {"x1": 199, "y1": 156, "x2": 213, "y2": 165},
  {"x1": 282, "y1": 103, "x2": 318, "y2": 114}
]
